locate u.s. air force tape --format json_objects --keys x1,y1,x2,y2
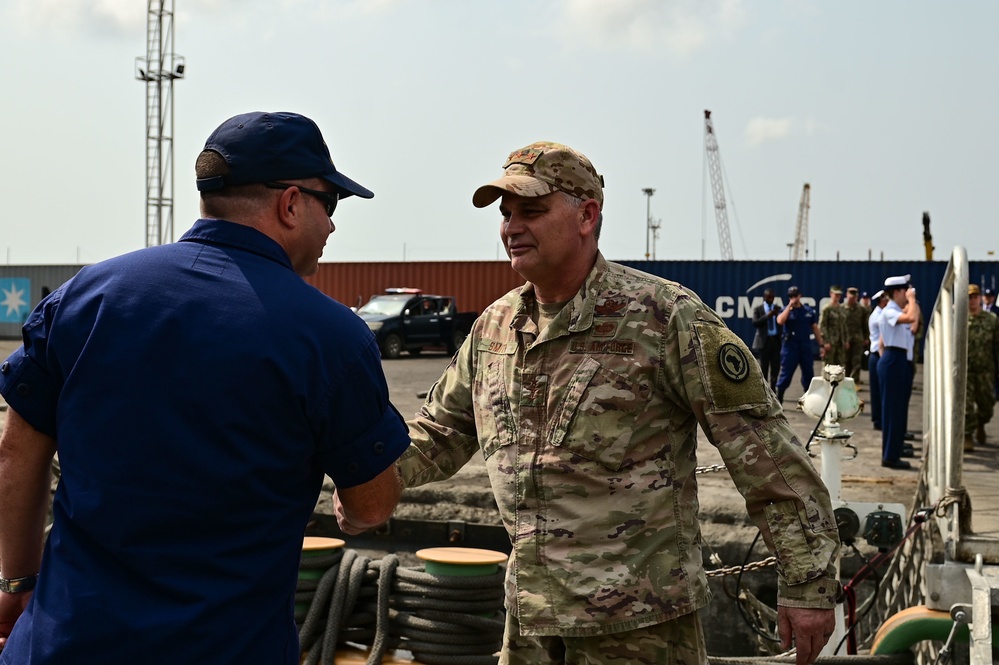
[{"x1": 717, "y1": 342, "x2": 750, "y2": 382}]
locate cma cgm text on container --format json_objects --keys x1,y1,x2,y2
[{"x1": 620, "y1": 259, "x2": 999, "y2": 350}]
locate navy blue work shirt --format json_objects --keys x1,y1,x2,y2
[
  {"x1": 0, "y1": 219, "x2": 410, "y2": 664},
  {"x1": 782, "y1": 304, "x2": 818, "y2": 346}
]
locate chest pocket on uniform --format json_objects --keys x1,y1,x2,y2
[
  {"x1": 548, "y1": 356, "x2": 646, "y2": 471},
  {"x1": 475, "y1": 338, "x2": 518, "y2": 460}
]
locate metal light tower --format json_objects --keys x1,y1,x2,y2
[
  {"x1": 135, "y1": 1, "x2": 185, "y2": 247},
  {"x1": 642, "y1": 188, "x2": 655, "y2": 260}
]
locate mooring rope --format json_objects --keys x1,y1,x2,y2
[{"x1": 296, "y1": 548, "x2": 504, "y2": 665}]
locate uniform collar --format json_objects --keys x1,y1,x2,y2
[
  {"x1": 512, "y1": 251, "x2": 606, "y2": 334},
  {"x1": 179, "y1": 218, "x2": 294, "y2": 270}
]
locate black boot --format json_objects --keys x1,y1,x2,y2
[{"x1": 777, "y1": 388, "x2": 785, "y2": 404}]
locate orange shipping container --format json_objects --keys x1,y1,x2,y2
[{"x1": 305, "y1": 261, "x2": 526, "y2": 314}]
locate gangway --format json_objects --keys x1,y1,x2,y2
[{"x1": 880, "y1": 245, "x2": 999, "y2": 663}]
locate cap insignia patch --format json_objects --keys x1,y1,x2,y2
[{"x1": 503, "y1": 148, "x2": 543, "y2": 168}]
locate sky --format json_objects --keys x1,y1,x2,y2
[{"x1": 1, "y1": 0, "x2": 997, "y2": 266}]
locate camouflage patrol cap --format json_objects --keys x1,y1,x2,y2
[
  {"x1": 472, "y1": 141, "x2": 605, "y2": 208},
  {"x1": 847, "y1": 287, "x2": 859, "y2": 295},
  {"x1": 969, "y1": 284, "x2": 982, "y2": 296},
  {"x1": 830, "y1": 285, "x2": 843, "y2": 294}
]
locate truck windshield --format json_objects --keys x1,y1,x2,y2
[{"x1": 356, "y1": 296, "x2": 409, "y2": 317}]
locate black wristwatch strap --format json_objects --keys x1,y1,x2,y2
[{"x1": 0, "y1": 574, "x2": 39, "y2": 594}]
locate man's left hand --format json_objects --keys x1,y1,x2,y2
[
  {"x1": 778, "y1": 606, "x2": 835, "y2": 665},
  {"x1": 0, "y1": 590, "x2": 33, "y2": 649}
]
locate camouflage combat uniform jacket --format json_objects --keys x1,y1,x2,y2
[
  {"x1": 844, "y1": 303, "x2": 869, "y2": 346},
  {"x1": 967, "y1": 311, "x2": 999, "y2": 376},
  {"x1": 397, "y1": 253, "x2": 840, "y2": 637},
  {"x1": 819, "y1": 304, "x2": 848, "y2": 365}
]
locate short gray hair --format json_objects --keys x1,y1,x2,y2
[{"x1": 560, "y1": 192, "x2": 603, "y2": 241}]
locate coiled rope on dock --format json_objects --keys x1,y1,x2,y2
[{"x1": 296, "y1": 548, "x2": 505, "y2": 665}]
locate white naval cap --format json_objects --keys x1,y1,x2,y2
[
  {"x1": 884, "y1": 274, "x2": 911, "y2": 288},
  {"x1": 872, "y1": 290, "x2": 885, "y2": 300}
]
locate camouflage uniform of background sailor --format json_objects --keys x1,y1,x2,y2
[
  {"x1": 965, "y1": 284, "x2": 999, "y2": 448},
  {"x1": 397, "y1": 255, "x2": 841, "y2": 655},
  {"x1": 819, "y1": 290, "x2": 848, "y2": 366},
  {"x1": 842, "y1": 289, "x2": 869, "y2": 384}
]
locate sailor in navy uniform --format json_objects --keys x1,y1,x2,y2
[
  {"x1": 877, "y1": 275, "x2": 920, "y2": 469},
  {"x1": 775, "y1": 285, "x2": 824, "y2": 404}
]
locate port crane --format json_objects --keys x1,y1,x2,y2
[
  {"x1": 922, "y1": 211, "x2": 934, "y2": 260},
  {"x1": 791, "y1": 183, "x2": 810, "y2": 260},
  {"x1": 703, "y1": 110, "x2": 735, "y2": 261}
]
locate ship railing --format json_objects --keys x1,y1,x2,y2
[{"x1": 922, "y1": 245, "x2": 969, "y2": 558}]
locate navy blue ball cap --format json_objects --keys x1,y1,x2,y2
[{"x1": 196, "y1": 111, "x2": 373, "y2": 199}]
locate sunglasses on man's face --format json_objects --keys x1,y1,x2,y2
[{"x1": 264, "y1": 182, "x2": 338, "y2": 217}]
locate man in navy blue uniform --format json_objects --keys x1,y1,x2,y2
[
  {"x1": 0, "y1": 111, "x2": 411, "y2": 663},
  {"x1": 983, "y1": 288, "x2": 999, "y2": 316},
  {"x1": 775, "y1": 286, "x2": 825, "y2": 404},
  {"x1": 877, "y1": 275, "x2": 921, "y2": 470}
]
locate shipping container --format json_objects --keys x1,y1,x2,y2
[
  {"x1": 6, "y1": 258, "x2": 998, "y2": 350},
  {"x1": 305, "y1": 261, "x2": 525, "y2": 314},
  {"x1": 621, "y1": 258, "x2": 999, "y2": 350},
  {"x1": 0, "y1": 265, "x2": 84, "y2": 339}
]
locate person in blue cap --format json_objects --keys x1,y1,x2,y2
[
  {"x1": 774, "y1": 285, "x2": 825, "y2": 404},
  {"x1": 0, "y1": 111, "x2": 411, "y2": 663},
  {"x1": 877, "y1": 274, "x2": 920, "y2": 469}
]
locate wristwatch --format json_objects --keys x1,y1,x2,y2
[{"x1": 0, "y1": 574, "x2": 38, "y2": 594}]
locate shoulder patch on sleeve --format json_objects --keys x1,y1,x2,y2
[
  {"x1": 718, "y1": 343, "x2": 750, "y2": 382},
  {"x1": 692, "y1": 322, "x2": 769, "y2": 413}
]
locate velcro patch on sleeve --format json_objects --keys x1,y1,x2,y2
[{"x1": 692, "y1": 321, "x2": 769, "y2": 413}]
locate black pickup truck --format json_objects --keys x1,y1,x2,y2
[{"x1": 355, "y1": 288, "x2": 479, "y2": 359}]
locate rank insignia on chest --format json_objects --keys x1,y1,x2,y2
[
  {"x1": 717, "y1": 342, "x2": 750, "y2": 382},
  {"x1": 594, "y1": 296, "x2": 629, "y2": 317}
]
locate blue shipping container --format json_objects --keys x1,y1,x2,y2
[{"x1": 618, "y1": 258, "x2": 999, "y2": 354}]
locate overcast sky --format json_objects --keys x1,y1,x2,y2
[{"x1": 1, "y1": 0, "x2": 996, "y2": 266}]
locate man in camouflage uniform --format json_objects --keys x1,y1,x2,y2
[
  {"x1": 842, "y1": 287, "x2": 869, "y2": 385},
  {"x1": 381, "y1": 142, "x2": 840, "y2": 665},
  {"x1": 964, "y1": 284, "x2": 999, "y2": 451},
  {"x1": 819, "y1": 286, "x2": 848, "y2": 367}
]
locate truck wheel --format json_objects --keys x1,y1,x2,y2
[
  {"x1": 382, "y1": 334, "x2": 403, "y2": 360},
  {"x1": 447, "y1": 329, "x2": 468, "y2": 354}
]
